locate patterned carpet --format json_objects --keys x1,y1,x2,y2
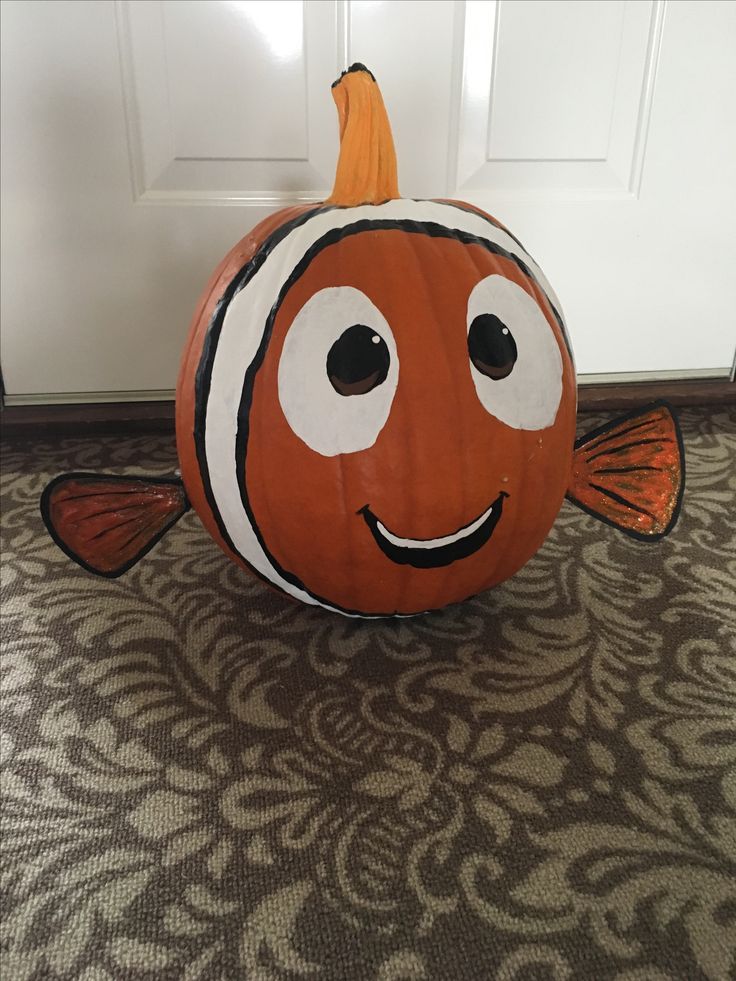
[{"x1": 1, "y1": 406, "x2": 735, "y2": 981}]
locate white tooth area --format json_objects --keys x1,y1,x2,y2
[{"x1": 375, "y1": 501, "x2": 496, "y2": 550}]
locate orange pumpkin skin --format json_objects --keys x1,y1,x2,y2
[
  {"x1": 175, "y1": 201, "x2": 576, "y2": 616},
  {"x1": 175, "y1": 66, "x2": 577, "y2": 616}
]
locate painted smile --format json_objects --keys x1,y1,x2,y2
[{"x1": 358, "y1": 492, "x2": 508, "y2": 569}]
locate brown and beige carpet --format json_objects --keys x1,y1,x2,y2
[{"x1": 1, "y1": 406, "x2": 735, "y2": 981}]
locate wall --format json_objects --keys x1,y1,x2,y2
[{"x1": 1, "y1": 0, "x2": 735, "y2": 404}]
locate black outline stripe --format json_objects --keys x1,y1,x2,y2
[
  {"x1": 582, "y1": 417, "x2": 659, "y2": 454},
  {"x1": 587, "y1": 483, "x2": 658, "y2": 521},
  {"x1": 76, "y1": 502, "x2": 150, "y2": 521},
  {"x1": 115, "y1": 516, "x2": 166, "y2": 556},
  {"x1": 194, "y1": 204, "x2": 570, "y2": 616},
  {"x1": 192, "y1": 205, "x2": 330, "y2": 598},
  {"x1": 593, "y1": 465, "x2": 662, "y2": 475},
  {"x1": 87, "y1": 511, "x2": 151, "y2": 542},
  {"x1": 574, "y1": 400, "x2": 673, "y2": 450},
  {"x1": 439, "y1": 200, "x2": 572, "y2": 361},
  {"x1": 56, "y1": 490, "x2": 157, "y2": 502},
  {"x1": 586, "y1": 437, "x2": 674, "y2": 464}
]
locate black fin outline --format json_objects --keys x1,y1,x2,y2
[
  {"x1": 40, "y1": 472, "x2": 190, "y2": 579},
  {"x1": 565, "y1": 400, "x2": 686, "y2": 542}
]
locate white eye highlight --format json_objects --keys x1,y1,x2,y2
[
  {"x1": 467, "y1": 275, "x2": 563, "y2": 430},
  {"x1": 278, "y1": 287, "x2": 399, "y2": 456}
]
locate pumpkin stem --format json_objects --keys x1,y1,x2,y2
[{"x1": 327, "y1": 63, "x2": 400, "y2": 207}]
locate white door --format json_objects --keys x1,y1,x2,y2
[{"x1": 2, "y1": 0, "x2": 734, "y2": 404}]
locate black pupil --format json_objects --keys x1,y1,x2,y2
[
  {"x1": 468, "y1": 314, "x2": 517, "y2": 380},
  {"x1": 327, "y1": 324, "x2": 390, "y2": 396}
]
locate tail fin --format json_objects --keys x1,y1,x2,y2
[
  {"x1": 41, "y1": 473, "x2": 189, "y2": 577},
  {"x1": 566, "y1": 401, "x2": 684, "y2": 540}
]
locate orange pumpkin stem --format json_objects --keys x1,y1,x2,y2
[{"x1": 327, "y1": 64, "x2": 400, "y2": 207}]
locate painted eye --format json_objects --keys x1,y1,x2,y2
[
  {"x1": 468, "y1": 314, "x2": 517, "y2": 380},
  {"x1": 467, "y1": 275, "x2": 563, "y2": 431},
  {"x1": 278, "y1": 286, "x2": 399, "y2": 457},
  {"x1": 327, "y1": 324, "x2": 390, "y2": 396}
]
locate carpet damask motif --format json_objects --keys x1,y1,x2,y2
[{"x1": 1, "y1": 407, "x2": 735, "y2": 981}]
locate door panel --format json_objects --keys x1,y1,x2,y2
[
  {"x1": 1, "y1": 0, "x2": 734, "y2": 403},
  {"x1": 120, "y1": 0, "x2": 339, "y2": 201},
  {"x1": 457, "y1": 0, "x2": 656, "y2": 193},
  {"x1": 452, "y1": 0, "x2": 736, "y2": 375}
]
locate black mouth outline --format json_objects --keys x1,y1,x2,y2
[{"x1": 358, "y1": 492, "x2": 509, "y2": 569}]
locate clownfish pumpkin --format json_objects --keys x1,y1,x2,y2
[{"x1": 41, "y1": 65, "x2": 684, "y2": 618}]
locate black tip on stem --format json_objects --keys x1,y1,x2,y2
[{"x1": 331, "y1": 63, "x2": 376, "y2": 88}]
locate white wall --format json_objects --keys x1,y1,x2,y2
[{"x1": 1, "y1": 0, "x2": 735, "y2": 404}]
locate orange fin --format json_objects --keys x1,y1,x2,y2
[
  {"x1": 41, "y1": 473, "x2": 189, "y2": 577},
  {"x1": 566, "y1": 401, "x2": 684, "y2": 540}
]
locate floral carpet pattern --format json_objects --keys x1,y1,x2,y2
[{"x1": 1, "y1": 406, "x2": 735, "y2": 980}]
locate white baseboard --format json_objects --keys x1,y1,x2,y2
[
  {"x1": 576, "y1": 368, "x2": 731, "y2": 385},
  {"x1": 2, "y1": 369, "x2": 731, "y2": 407},
  {"x1": 3, "y1": 389, "x2": 176, "y2": 407}
]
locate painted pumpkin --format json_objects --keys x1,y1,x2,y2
[{"x1": 41, "y1": 65, "x2": 684, "y2": 617}]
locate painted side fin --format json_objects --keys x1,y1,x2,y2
[
  {"x1": 41, "y1": 473, "x2": 189, "y2": 577},
  {"x1": 566, "y1": 401, "x2": 684, "y2": 540}
]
